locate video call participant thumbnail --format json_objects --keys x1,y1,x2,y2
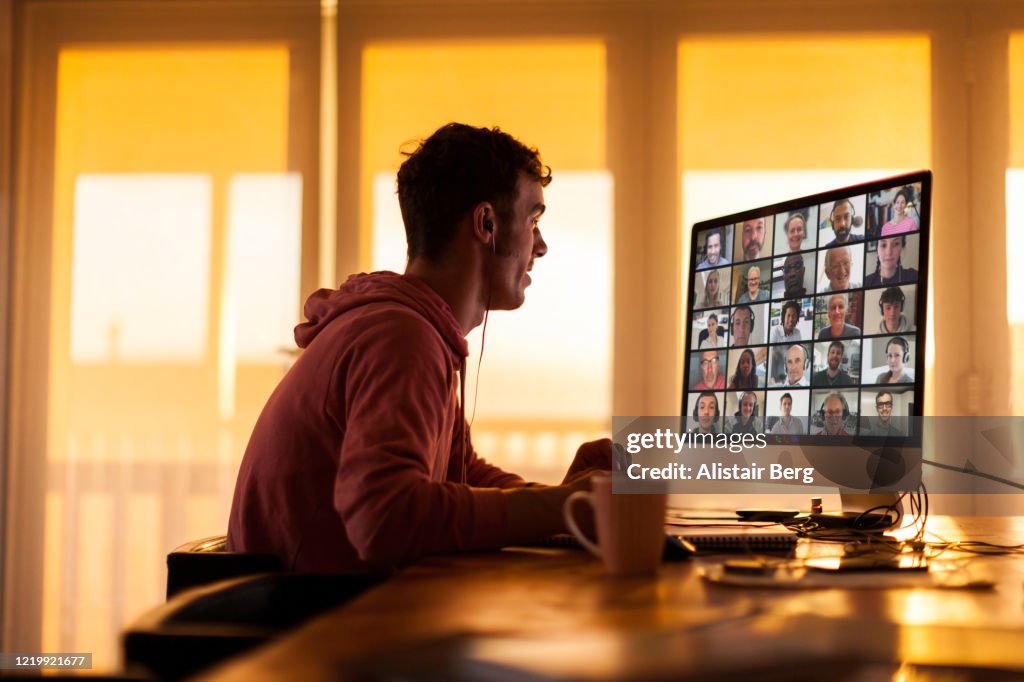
[
  {"x1": 770, "y1": 299, "x2": 806, "y2": 344},
  {"x1": 873, "y1": 286, "x2": 915, "y2": 334},
  {"x1": 696, "y1": 267, "x2": 730, "y2": 309},
  {"x1": 820, "y1": 197, "x2": 865, "y2": 247},
  {"x1": 818, "y1": 244, "x2": 863, "y2": 293},
  {"x1": 813, "y1": 391, "x2": 857, "y2": 435},
  {"x1": 768, "y1": 390, "x2": 807, "y2": 435},
  {"x1": 865, "y1": 234, "x2": 919, "y2": 286},
  {"x1": 811, "y1": 340, "x2": 856, "y2": 387},
  {"x1": 875, "y1": 336, "x2": 914, "y2": 384},
  {"x1": 729, "y1": 303, "x2": 767, "y2": 347},
  {"x1": 694, "y1": 309, "x2": 728, "y2": 349},
  {"x1": 774, "y1": 253, "x2": 812, "y2": 299},
  {"x1": 859, "y1": 389, "x2": 910, "y2": 437},
  {"x1": 775, "y1": 209, "x2": 816, "y2": 254},
  {"x1": 816, "y1": 293, "x2": 862, "y2": 340},
  {"x1": 727, "y1": 347, "x2": 765, "y2": 390},
  {"x1": 734, "y1": 216, "x2": 773, "y2": 262},
  {"x1": 770, "y1": 343, "x2": 810, "y2": 388},
  {"x1": 736, "y1": 263, "x2": 769, "y2": 303},
  {"x1": 691, "y1": 349, "x2": 726, "y2": 390},
  {"x1": 697, "y1": 227, "x2": 731, "y2": 269},
  {"x1": 689, "y1": 390, "x2": 722, "y2": 434},
  {"x1": 727, "y1": 391, "x2": 764, "y2": 435}
]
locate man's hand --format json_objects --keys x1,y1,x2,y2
[{"x1": 562, "y1": 438, "x2": 612, "y2": 485}]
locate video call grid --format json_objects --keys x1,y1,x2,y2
[{"x1": 684, "y1": 183, "x2": 923, "y2": 437}]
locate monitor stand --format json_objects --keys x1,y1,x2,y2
[{"x1": 812, "y1": 492, "x2": 903, "y2": 532}]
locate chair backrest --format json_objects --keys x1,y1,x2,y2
[
  {"x1": 165, "y1": 534, "x2": 284, "y2": 599},
  {"x1": 125, "y1": 573, "x2": 384, "y2": 680}
]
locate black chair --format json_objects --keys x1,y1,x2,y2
[
  {"x1": 165, "y1": 535, "x2": 283, "y2": 599},
  {"x1": 125, "y1": 572, "x2": 383, "y2": 681}
]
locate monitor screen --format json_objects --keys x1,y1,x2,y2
[{"x1": 683, "y1": 171, "x2": 930, "y2": 449}]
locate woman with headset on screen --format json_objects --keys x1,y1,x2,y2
[
  {"x1": 876, "y1": 337, "x2": 914, "y2": 384},
  {"x1": 728, "y1": 391, "x2": 764, "y2": 435}
]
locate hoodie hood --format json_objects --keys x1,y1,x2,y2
[{"x1": 295, "y1": 272, "x2": 468, "y2": 358}]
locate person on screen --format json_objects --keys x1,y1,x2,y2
[
  {"x1": 694, "y1": 350, "x2": 726, "y2": 390},
  {"x1": 729, "y1": 348, "x2": 759, "y2": 390},
  {"x1": 770, "y1": 300, "x2": 802, "y2": 344},
  {"x1": 730, "y1": 305, "x2": 755, "y2": 347},
  {"x1": 864, "y1": 235, "x2": 918, "y2": 286},
  {"x1": 770, "y1": 392, "x2": 804, "y2": 435},
  {"x1": 700, "y1": 269, "x2": 727, "y2": 308},
  {"x1": 880, "y1": 188, "x2": 917, "y2": 236},
  {"x1": 782, "y1": 344, "x2": 809, "y2": 387},
  {"x1": 821, "y1": 246, "x2": 860, "y2": 292},
  {"x1": 782, "y1": 254, "x2": 808, "y2": 298},
  {"x1": 862, "y1": 391, "x2": 901, "y2": 437},
  {"x1": 878, "y1": 287, "x2": 911, "y2": 334},
  {"x1": 876, "y1": 337, "x2": 914, "y2": 384},
  {"x1": 740, "y1": 217, "x2": 766, "y2": 260},
  {"x1": 817, "y1": 393, "x2": 851, "y2": 436},
  {"x1": 823, "y1": 198, "x2": 864, "y2": 247},
  {"x1": 697, "y1": 228, "x2": 730, "y2": 269},
  {"x1": 693, "y1": 391, "x2": 720, "y2": 434},
  {"x1": 228, "y1": 123, "x2": 611, "y2": 573},
  {"x1": 784, "y1": 213, "x2": 808, "y2": 252},
  {"x1": 817, "y1": 294, "x2": 861, "y2": 340},
  {"x1": 728, "y1": 392, "x2": 764, "y2": 435},
  {"x1": 812, "y1": 340, "x2": 855, "y2": 387},
  {"x1": 698, "y1": 312, "x2": 726, "y2": 349},
  {"x1": 737, "y1": 265, "x2": 766, "y2": 303}
]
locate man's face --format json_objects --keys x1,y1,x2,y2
[
  {"x1": 781, "y1": 396, "x2": 793, "y2": 417},
  {"x1": 786, "y1": 346, "x2": 805, "y2": 383},
  {"x1": 697, "y1": 396, "x2": 717, "y2": 430},
  {"x1": 828, "y1": 295, "x2": 847, "y2": 331},
  {"x1": 786, "y1": 217, "x2": 806, "y2": 251},
  {"x1": 732, "y1": 309, "x2": 753, "y2": 345},
  {"x1": 827, "y1": 344, "x2": 844, "y2": 372},
  {"x1": 882, "y1": 299, "x2": 903, "y2": 331},
  {"x1": 886, "y1": 342, "x2": 906, "y2": 373},
  {"x1": 783, "y1": 255, "x2": 804, "y2": 293},
  {"x1": 826, "y1": 247, "x2": 852, "y2": 291},
  {"x1": 491, "y1": 175, "x2": 548, "y2": 310},
  {"x1": 876, "y1": 393, "x2": 893, "y2": 423},
  {"x1": 741, "y1": 218, "x2": 765, "y2": 259},
  {"x1": 705, "y1": 233, "x2": 721, "y2": 265},
  {"x1": 877, "y1": 237, "x2": 903, "y2": 274},
  {"x1": 746, "y1": 267, "x2": 760, "y2": 296},
  {"x1": 823, "y1": 396, "x2": 845, "y2": 434},
  {"x1": 740, "y1": 394, "x2": 755, "y2": 417},
  {"x1": 831, "y1": 201, "x2": 854, "y2": 242},
  {"x1": 701, "y1": 351, "x2": 720, "y2": 384},
  {"x1": 782, "y1": 306, "x2": 798, "y2": 334}
]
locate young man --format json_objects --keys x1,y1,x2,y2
[
  {"x1": 811, "y1": 340, "x2": 855, "y2": 387},
  {"x1": 227, "y1": 124, "x2": 610, "y2": 572}
]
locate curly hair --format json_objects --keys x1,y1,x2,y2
[{"x1": 396, "y1": 123, "x2": 552, "y2": 263}]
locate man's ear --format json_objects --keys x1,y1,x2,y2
[{"x1": 472, "y1": 202, "x2": 496, "y2": 246}]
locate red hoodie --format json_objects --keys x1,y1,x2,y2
[{"x1": 227, "y1": 272, "x2": 525, "y2": 572}]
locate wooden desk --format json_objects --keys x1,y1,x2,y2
[{"x1": 201, "y1": 517, "x2": 1024, "y2": 681}]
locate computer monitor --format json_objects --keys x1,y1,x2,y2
[{"x1": 683, "y1": 171, "x2": 930, "y2": 517}]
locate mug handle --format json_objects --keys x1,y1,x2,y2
[{"x1": 563, "y1": 491, "x2": 601, "y2": 558}]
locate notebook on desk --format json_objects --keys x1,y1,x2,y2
[{"x1": 669, "y1": 523, "x2": 797, "y2": 552}]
